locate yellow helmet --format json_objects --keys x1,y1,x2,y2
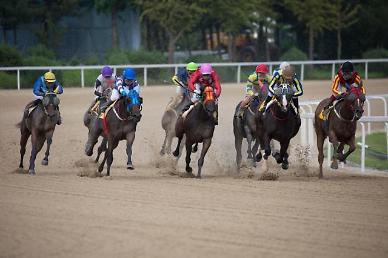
[{"x1": 44, "y1": 72, "x2": 56, "y2": 83}]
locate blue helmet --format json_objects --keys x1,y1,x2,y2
[{"x1": 123, "y1": 68, "x2": 136, "y2": 80}]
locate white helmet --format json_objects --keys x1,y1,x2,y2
[{"x1": 280, "y1": 61, "x2": 290, "y2": 71}]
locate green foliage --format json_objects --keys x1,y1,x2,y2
[
  {"x1": 106, "y1": 49, "x2": 130, "y2": 65},
  {"x1": 362, "y1": 48, "x2": 388, "y2": 76},
  {"x1": 185, "y1": 55, "x2": 225, "y2": 64},
  {"x1": 0, "y1": 71, "x2": 17, "y2": 89},
  {"x1": 348, "y1": 132, "x2": 388, "y2": 171},
  {"x1": 127, "y1": 49, "x2": 166, "y2": 64},
  {"x1": 280, "y1": 47, "x2": 308, "y2": 61},
  {"x1": 0, "y1": 44, "x2": 23, "y2": 66},
  {"x1": 27, "y1": 44, "x2": 56, "y2": 59}
]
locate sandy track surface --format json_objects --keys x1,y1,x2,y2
[{"x1": 1, "y1": 79, "x2": 388, "y2": 258}]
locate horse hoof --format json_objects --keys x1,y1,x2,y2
[
  {"x1": 85, "y1": 149, "x2": 93, "y2": 156},
  {"x1": 255, "y1": 153, "x2": 262, "y2": 162},
  {"x1": 28, "y1": 169, "x2": 35, "y2": 175},
  {"x1": 192, "y1": 146, "x2": 198, "y2": 153},
  {"x1": 196, "y1": 174, "x2": 201, "y2": 179},
  {"x1": 273, "y1": 152, "x2": 282, "y2": 164},
  {"x1": 98, "y1": 165, "x2": 104, "y2": 173},
  {"x1": 127, "y1": 163, "x2": 134, "y2": 170},
  {"x1": 160, "y1": 149, "x2": 165, "y2": 156},
  {"x1": 186, "y1": 166, "x2": 192, "y2": 173},
  {"x1": 173, "y1": 150, "x2": 179, "y2": 157},
  {"x1": 281, "y1": 162, "x2": 289, "y2": 170},
  {"x1": 41, "y1": 159, "x2": 48, "y2": 166},
  {"x1": 330, "y1": 162, "x2": 338, "y2": 169}
]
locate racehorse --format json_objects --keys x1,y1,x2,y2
[
  {"x1": 172, "y1": 86, "x2": 217, "y2": 178},
  {"x1": 233, "y1": 85, "x2": 268, "y2": 172},
  {"x1": 314, "y1": 87, "x2": 365, "y2": 178},
  {"x1": 17, "y1": 93, "x2": 60, "y2": 175},
  {"x1": 160, "y1": 85, "x2": 192, "y2": 156},
  {"x1": 85, "y1": 90, "x2": 142, "y2": 176},
  {"x1": 257, "y1": 84, "x2": 301, "y2": 170}
]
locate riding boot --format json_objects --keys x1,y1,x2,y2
[
  {"x1": 100, "y1": 99, "x2": 114, "y2": 117},
  {"x1": 23, "y1": 99, "x2": 41, "y2": 120},
  {"x1": 323, "y1": 95, "x2": 337, "y2": 110},
  {"x1": 292, "y1": 98, "x2": 299, "y2": 115},
  {"x1": 259, "y1": 95, "x2": 272, "y2": 112}
]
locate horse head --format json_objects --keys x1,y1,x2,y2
[
  {"x1": 41, "y1": 92, "x2": 60, "y2": 118},
  {"x1": 124, "y1": 90, "x2": 142, "y2": 122},
  {"x1": 344, "y1": 87, "x2": 365, "y2": 120},
  {"x1": 274, "y1": 83, "x2": 294, "y2": 112},
  {"x1": 202, "y1": 86, "x2": 217, "y2": 119}
]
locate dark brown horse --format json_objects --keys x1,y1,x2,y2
[
  {"x1": 314, "y1": 87, "x2": 365, "y2": 178},
  {"x1": 17, "y1": 93, "x2": 60, "y2": 175},
  {"x1": 90, "y1": 90, "x2": 142, "y2": 176},
  {"x1": 257, "y1": 84, "x2": 301, "y2": 170},
  {"x1": 233, "y1": 85, "x2": 268, "y2": 172},
  {"x1": 173, "y1": 86, "x2": 217, "y2": 178}
]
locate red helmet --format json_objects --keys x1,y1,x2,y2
[{"x1": 256, "y1": 64, "x2": 269, "y2": 74}]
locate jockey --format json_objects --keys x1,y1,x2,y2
[
  {"x1": 323, "y1": 61, "x2": 365, "y2": 110},
  {"x1": 259, "y1": 64, "x2": 303, "y2": 114},
  {"x1": 187, "y1": 63, "x2": 221, "y2": 124},
  {"x1": 100, "y1": 67, "x2": 141, "y2": 115},
  {"x1": 94, "y1": 66, "x2": 116, "y2": 100},
  {"x1": 237, "y1": 63, "x2": 271, "y2": 118},
  {"x1": 23, "y1": 71, "x2": 63, "y2": 125},
  {"x1": 169, "y1": 62, "x2": 199, "y2": 109}
]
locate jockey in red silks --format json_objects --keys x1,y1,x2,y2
[
  {"x1": 187, "y1": 63, "x2": 222, "y2": 124},
  {"x1": 324, "y1": 61, "x2": 365, "y2": 110}
]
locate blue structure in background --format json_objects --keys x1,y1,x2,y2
[{"x1": 0, "y1": 8, "x2": 141, "y2": 60}]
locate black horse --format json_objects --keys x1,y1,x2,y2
[
  {"x1": 314, "y1": 87, "x2": 365, "y2": 178},
  {"x1": 173, "y1": 86, "x2": 217, "y2": 178},
  {"x1": 17, "y1": 93, "x2": 60, "y2": 175},
  {"x1": 93, "y1": 90, "x2": 142, "y2": 176},
  {"x1": 257, "y1": 84, "x2": 301, "y2": 170},
  {"x1": 233, "y1": 86, "x2": 268, "y2": 172}
]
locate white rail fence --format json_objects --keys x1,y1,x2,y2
[
  {"x1": 1, "y1": 58, "x2": 388, "y2": 89},
  {"x1": 300, "y1": 95, "x2": 388, "y2": 172}
]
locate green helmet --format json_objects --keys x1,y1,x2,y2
[{"x1": 186, "y1": 62, "x2": 199, "y2": 72}]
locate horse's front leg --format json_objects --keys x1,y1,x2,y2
[
  {"x1": 106, "y1": 138, "x2": 120, "y2": 176},
  {"x1": 42, "y1": 130, "x2": 54, "y2": 166},
  {"x1": 244, "y1": 125, "x2": 254, "y2": 161},
  {"x1": 329, "y1": 130, "x2": 340, "y2": 169},
  {"x1": 28, "y1": 132, "x2": 45, "y2": 175},
  {"x1": 173, "y1": 134, "x2": 183, "y2": 157},
  {"x1": 126, "y1": 131, "x2": 136, "y2": 169},
  {"x1": 338, "y1": 135, "x2": 356, "y2": 162},
  {"x1": 263, "y1": 133, "x2": 271, "y2": 160},
  {"x1": 279, "y1": 140, "x2": 290, "y2": 170},
  {"x1": 95, "y1": 137, "x2": 107, "y2": 163},
  {"x1": 185, "y1": 140, "x2": 193, "y2": 174},
  {"x1": 85, "y1": 119, "x2": 100, "y2": 156},
  {"x1": 160, "y1": 130, "x2": 168, "y2": 156},
  {"x1": 197, "y1": 138, "x2": 212, "y2": 178}
]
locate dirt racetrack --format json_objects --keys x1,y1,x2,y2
[{"x1": 1, "y1": 79, "x2": 388, "y2": 258}]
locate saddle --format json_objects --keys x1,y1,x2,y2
[
  {"x1": 319, "y1": 99, "x2": 344, "y2": 121},
  {"x1": 99, "y1": 100, "x2": 117, "y2": 119}
]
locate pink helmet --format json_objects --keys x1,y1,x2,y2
[{"x1": 200, "y1": 63, "x2": 213, "y2": 75}]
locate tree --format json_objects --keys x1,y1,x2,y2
[
  {"x1": 329, "y1": 0, "x2": 360, "y2": 59},
  {"x1": 137, "y1": 0, "x2": 205, "y2": 63},
  {"x1": 94, "y1": 0, "x2": 134, "y2": 49},
  {"x1": 283, "y1": 0, "x2": 332, "y2": 60},
  {"x1": 0, "y1": 0, "x2": 35, "y2": 45},
  {"x1": 34, "y1": 0, "x2": 81, "y2": 47}
]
